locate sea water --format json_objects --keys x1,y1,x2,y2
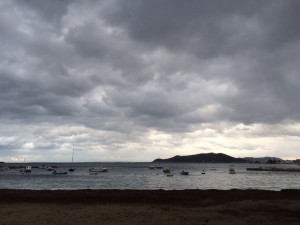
[{"x1": 0, "y1": 162, "x2": 299, "y2": 190}]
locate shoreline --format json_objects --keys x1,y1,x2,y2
[
  {"x1": 1, "y1": 188, "x2": 300, "y2": 203},
  {"x1": 1, "y1": 189, "x2": 300, "y2": 225}
]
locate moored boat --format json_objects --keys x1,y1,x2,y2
[
  {"x1": 229, "y1": 166, "x2": 236, "y2": 174},
  {"x1": 20, "y1": 166, "x2": 32, "y2": 173},
  {"x1": 47, "y1": 166, "x2": 55, "y2": 171},
  {"x1": 180, "y1": 170, "x2": 189, "y2": 175},
  {"x1": 155, "y1": 163, "x2": 162, "y2": 169},
  {"x1": 69, "y1": 148, "x2": 75, "y2": 172},
  {"x1": 89, "y1": 167, "x2": 108, "y2": 172},
  {"x1": 163, "y1": 167, "x2": 171, "y2": 173}
]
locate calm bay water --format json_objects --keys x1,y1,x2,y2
[{"x1": 0, "y1": 163, "x2": 299, "y2": 190}]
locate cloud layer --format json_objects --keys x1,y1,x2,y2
[{"x1": 1, "y1": 0, "x2": 300, "y2": 161}]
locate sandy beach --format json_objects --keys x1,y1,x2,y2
[{"x1": 1, "y1": 189, "x2": 299, "y2": 225}]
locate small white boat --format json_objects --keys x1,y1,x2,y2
[
  {"x1": 155, "y1": 163, "x2": 162, "y2": 169},
  {"x1": 229, "y1": 166, "x2": 236, "y2": 174},
  {"x1": 89, "y1": 167, "x2": 108, "y2": 172},
  {"x1": 20, "y1": 166, "x2": 32, "y2": 173},
  {"x1": 180, "y1": 170, "x2": 189, "y2": 175},
  {"x1": 47, "y1": 166, "x2": 55, "y2": 171},
  {"x1": 163, "y1": 167, "x2": 171, "y2": 173}
]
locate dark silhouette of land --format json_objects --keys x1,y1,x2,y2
[{"x1": 153, "y1": 153, "x2": 247, "y2": 163}]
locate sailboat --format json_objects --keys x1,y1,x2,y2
[
  {"x1": 155, "y1": 163, "x2": 162, "y2": 169},
  {"x1": 229, "y1": 165, "x2": 236, "y2": 174},
  {"x1": 69, "y1": 148, "x2": 75, "y2": 172},
  {"x1": 53, "y1": 170, "x2": 68, "y2": 175},
  {"x1": 20, "y1": 158, "x2": 31, "y2": 173},
  {"x1": 20, "y1": 165, "x2": 32, "y2": 173}
]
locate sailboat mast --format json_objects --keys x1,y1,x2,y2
[
  {"x1": 69, "y1": 146, "x2": 75, "y2": 172},
  {"x1": 72, "y1": 148, "x2": 74, "y2": 165}
]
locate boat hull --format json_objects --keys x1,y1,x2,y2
[
  {"x1": 89, "y1": 168, "x2": 108, "y2": 172},
  {"x1": 180, "y1": 171, "x2": 189, "y2": 175}
]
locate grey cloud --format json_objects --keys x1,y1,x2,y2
[
  {"x1": 64, "y1": 22, "x2": 154, "y2": 85},
  {"x1": 1, "y1": 0, "x2": 299, "y2": 128},
  {"x1": 102, "y1": 1, "x2": 275, "y2": 56},
  {"x1": 1, "y1": 0, "x2": 300, "y2": 161},
  {"x1": 64, "y1": 23, "x2": 111, "y2": 59},
  {"x1": 14, "y1": 0, "x2": 73, "y2": 27},
  {"x1": 98, "y1": 0, "x2": 300, "y2": 127},
  {"x1": 260, "y1": 1, "x2": 300, "y2": 49}
]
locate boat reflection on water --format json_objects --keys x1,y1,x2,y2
[{"x1": 52, "y1": 170, "x2": 68, "y2": 175}]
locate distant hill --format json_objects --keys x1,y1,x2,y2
[{"x1": 153, "y1": 153, "x2": 247, "y2": 163}]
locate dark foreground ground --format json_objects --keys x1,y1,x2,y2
[{"x1": 1, "y1": 189, "x2": 300, "y2": 225}]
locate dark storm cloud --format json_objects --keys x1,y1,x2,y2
[
  {"x1": 100, "y1": 0, "x2": 300, "y2": 125},
  {"x1": 1, "y1": 0, "x2": 299, "y2": 126},
  {"x1": 64, "y1": 22, "x2": 155, "y2": 85},
  {"x1": 103, "y1": 0, "x2": 300, "y2": 55},
  {"x1": 14, "y1": 0, "x2": 73, "y2": 26},
  {"x1": 103, "y1": 1, "x2": 259, "y2": 55}
]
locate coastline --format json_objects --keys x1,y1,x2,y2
[{"x1": 1, "y1": 189, "x2": 300, "y2": 225}]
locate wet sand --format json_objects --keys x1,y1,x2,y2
[{"x1": 1, "y1": 189, "x2": 299, "y2": 225}]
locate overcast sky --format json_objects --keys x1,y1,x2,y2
[{"x1": 1, "y1": 0, "x2": 300, "y2": 162}]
